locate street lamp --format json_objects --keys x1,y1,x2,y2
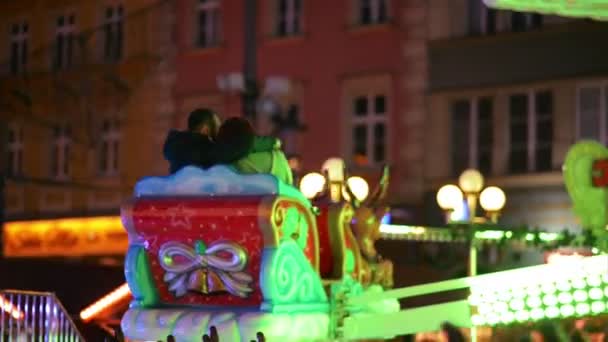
[
  {"x1": 436, "y1": 169, "x2": 506, "y2": 342},
  {"x1": 437, "y1": 169, "x2": 506, "y2": 224},
  {"x1": 299, "y1": 158, "x2": 370, "y2": 203}
]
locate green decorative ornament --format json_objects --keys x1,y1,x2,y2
[
  {"x1": 563, "y1": 140, "x2": 608, "y2": 232},
  {"x1": 194, "y1": 240, "x2": 207, "y2": 255}
]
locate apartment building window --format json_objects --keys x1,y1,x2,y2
[
  {"x1": 352, "y1": 94, "x2": 387, "y2": 165},
  {"x1": 9, "y1": 22, "x2": 28, "y2": 74},
  {"x1": 276, "y1": 0, "x2": 301, "y2": 36},
  {"x1": 508, "y1": 91, "x2": 553, "y2": 174},
  {"x1": 99, "y1": 119, "x2": 120, "y2": 176},
  {"x1": 53, "y1": 14, "x2": 76, "y2": 70},
  {"x1": 7, "y1": 124, "x2": 24, "y2": 176},
  {"x1": 104, "y1": 5, "x2": 123, "y2": 62},
  {"x1": 275, "y1": 103, "x2": 303, "y2": 155},
  {"x1": 577, "y1": 85, "x2": 608, "y2": 144},
  {"x1": 196, "y1": 0, "x2": 220, "y2": 48},
  {"x1": 358, "y1": 0, "x2": 388, "y2": 26},
  {"x1": 51, "y1": 124, "x2": 71, "y2": 180},
  {"x1": 450, "y1": 97, "x2": 493, "y2": 176}
]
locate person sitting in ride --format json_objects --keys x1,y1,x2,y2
[
  {"x1": 163, "y1": 108, "x2": 278, "y2": 173},
  {"x1": 216, "y1": 117, "x2": 293, "y2": 186}
]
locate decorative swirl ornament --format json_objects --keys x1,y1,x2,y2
[
  {"x1": 158, "y1": 240, "x2": 254, "y2": 298},
  {"x1": 260, "y1": 240, "x2": 327, "y2": 305}
]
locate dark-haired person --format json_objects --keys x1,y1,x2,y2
[
  {"x1": 217, "y1": 117, "x2": 293, "y2": 185},
  {"x1": 163, "y1": 108, "x2": 223, "y2": 173},
  {"x1": 440, "y1": 322, "x2": 465, "y2": 342}
]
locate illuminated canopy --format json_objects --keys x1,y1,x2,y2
[{"x1": 484, "y1": 0, "x2": 608, "y2": 20}]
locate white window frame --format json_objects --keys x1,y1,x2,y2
[
  {"x1": 358, "y1": 0, "x2": 389, "y2": 25},
  {"x1": 103, "y1": 4, "x2": 123, "y2": 62},
  {"x1": 276, "y1": 0, "x2": 301, "y2": 36},
  {"x1": 352, "y1": 94, "x2": 388, "y2": 165},
  {"x1": 455, "y1": 98, "x2": 479, "y2": 169},
  {"x1": 196, "y1": 0, "x2": 220, "y2": 48},
  {"x1": 51, "y1": 124, "x2": 71, "y2": 180},
  {"x1": 7, "y1": 123, "x2": 24, "y2": 176},
  {"x1": 99, "y1": 119, "x2": 121, "y2": 176},
  {"x1": 576, "y1": 82, "x2": 608, "y2": 145},
  {"x1": 9, "y1": 21, "x2": 28, "y2": 74},
  {"x1": 507, "y1": 90, "x2": 553, "y2": 173},
  {"x1": 54, "y1": 13, "x2": 77, "y2": 69}
]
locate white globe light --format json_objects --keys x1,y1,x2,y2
[
  {"x1": 459, "y1": 169, "x2": 484, "y2": 194},
  {"x1": 299, "y1": 172, "x2": 326, "y2": 199},
  {"x1": 479, "y1": 186, "x2": 506, "y2": 212},
  {"x1": 321, "y1": 158, "x2": 345, "y2": 182},
  {"x1": 342, "y1": 176, "x2": 369, "y2": 202},
  {"x1": 436, "y1": 184, "x2": 463, "y2": 211}
]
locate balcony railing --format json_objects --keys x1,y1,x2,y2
[{"x1": 0, "y1": 290, "x2": 84, "y2": 342}]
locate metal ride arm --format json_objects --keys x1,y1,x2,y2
[{"x1": 342, "y1": 255, "x2": 608, "y2": 339}]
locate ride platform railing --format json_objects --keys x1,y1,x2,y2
[{"x1": 0, "y1": 290, "x2": 84, "y2": 342}]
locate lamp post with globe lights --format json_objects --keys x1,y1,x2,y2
[
  {"x1": 298, "y1": 158, "x2": 370, "y2": 203},
  {"x1": 436, "y1": 169, "x2": 506, "y2": 342}
]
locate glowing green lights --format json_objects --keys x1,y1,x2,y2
[
  {"x1": 591, "y1": 301, "x2": 606, "y2": 314},
  {"x1": 576, "y1": 303, "x2": 590, "y2": 315},
  {"x1": 558, "y1": 292, "x2": 572, "y2": 304},
  {"x1": 573, "y1": 290, "x2": 588, "y2": 302},
  {"x1": 589, "y1": 288, "x2": 603, "y2": 300},
  {"x1": 542, "y1": 294, "x2": 557, "y2": 306},
  {"x1": 545, "y1": 306, "x2": 559, "y2": 318},
  {"x1": 470, "y1": 273, "x2": 608, "y2": 326},
  {"x1": 526, "y1": 296, "x2": 542, "y2": 308}
]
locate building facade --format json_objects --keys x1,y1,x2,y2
[
  {"x1": 0, "y1": 0, "x2": 176, "y2": 222},
  {"x1": 172, "y1": 0, "x2": 428, "y2": 209},
  {"x1": 424, "y1": 0, "x2": 608, "y2": 230}
]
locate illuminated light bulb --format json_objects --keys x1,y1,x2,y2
[
  {"x1": 480, "y1": 186, "x2": 506, "y2": 212},
  {"x1": 511, "y1": 289, "x2": 527, "y2": 299},
  {"x1": 556, "y1": 281, "x2": 571, "y2": 292},
  {"x1": 526, "y1": 296, "x2": 542, "y2": 308},
  {"x1": 493, "y1": 302, "x2": 509, "y2": 313},
  {"x1": 478, "y1": 304, "x2": 493, "y2": 315},
  {"x1": 545, "y1": 306, "x2": 560, "y2": 318},
  {"x1": 497, "y1": 291, "x2": 512, "y2": 301},
  {"x1": 468, "y1": 294, "x2": 482, "y2": 306},
  {"x1": 299, "y1": 173, "x2": 326, "y2": 199},
  {"x1": 576, "y1": 303, "x2": 590, "y2": 316},
  {"x1": 500, "y1": 312, "x2": 515, "y2": 324},
  {"x1": 589, "y1": 288, "x2": 603, "y2": 300},
  {"x1": 515, "y1": 310, "x2": 530, "y2": 322},
  {"x1": 543, "y1": 294, "x2": 558, "y2": 306},
  {"x1": 591, "y1": 301, "x2": 606, "y2": 314},
  {"x1": 436, "y1": 184, "x2": 463, "y2": 211},
  {"x1": 558, "y1": 292, "x2": 573, "y2": 304},
  {"x1": 530, "y1": 308, "x2": 544, "y2": 320},
  {"x1": 526, "y1": 286, "x2": 541, "y2": 297},
  {"x1": 485, "y1": 313, "x2": 500, "y2": 325},
  {"x1": 541, "y1": 283, "x2": 556, "y2": 294},
  {"x1": 509, "y1": 299, "x2": 525, "y2": 311},
  {"x1": 572, "y1": 278, "x2": 586, "y2": 289},
  {"x1": 587, "y1": 275, "x2": 602, "y2": 287},
  {"x1": 343, "y1": 177, "x2": 369, "y2": 202},
  {"x1": 471, "y1": 314, "x2": 485, "y2": 326},
  {"x1": 560, "y1": 305, "x2": 575, "y2": 317},
  {"x1": 573, "y1": 290, "x2": 588, "y2": 302}
]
